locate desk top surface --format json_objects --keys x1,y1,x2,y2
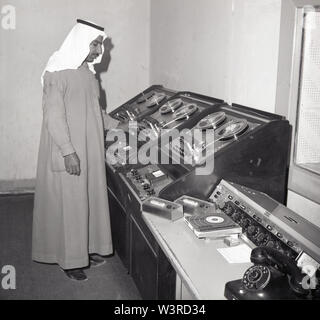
[{"x1": 142, "y1": 212, "x2": 253, "y2": 300}]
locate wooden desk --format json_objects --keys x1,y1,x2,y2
[{"x1": 142, "y1": 212, "x2": 253, "y2": 300}]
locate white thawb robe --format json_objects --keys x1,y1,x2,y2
[{"x1": 32, "y1": 64, "x2": 116, "y2": 269}]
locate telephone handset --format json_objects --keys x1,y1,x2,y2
[
  {"x1": 243, "y1": 247, "x2": 308, "y2": 297},
  {"x1": 225, "y1": 246, "x2": 316, "y2": 300}
]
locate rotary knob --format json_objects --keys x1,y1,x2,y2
[
  {"x1": 231, "y1": 210, "x2": 242, "y2": 223},
  {"x1": 256, "y1": 233, "x2": 269, "y2": 246},
  {"x1": 247, "y1": 225, "x2": 260, "y2": 238},
  {"x1": 240, "y1": 218, "x2": 251, "y2": 229},
  {"x1": 130, "y1": 169, "x2": 138, "y2": 176},
  {"x1": 223, "y1": 203, "x2": 234, "y2": 216},
  {"x1": 143, "y1": 184, "x2": 150, "y2": 190}
]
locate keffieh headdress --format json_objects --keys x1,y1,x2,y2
[{"x1": 41, "y1": 19, "x2": 106, "y2": 85}]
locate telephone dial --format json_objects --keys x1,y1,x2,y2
[{"x1": 225, "y1": 247, "x2": 320, "y2": 300}]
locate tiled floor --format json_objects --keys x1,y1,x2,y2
[{"x1": 0, "y1": 194, "x2": 141, "y2": 300}]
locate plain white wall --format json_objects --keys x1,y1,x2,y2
[
  {"x1": 230, "y1": 0, "x2": 282, "y2": 112},
  {"x1": 0, "y1": 0, "x2": 150, "y2": 183},
  {"x1": 150, "y1": 0, "x2": 233, "y2": 100},
  {"x1": 150, "y1": 0, "x2": 282, "y2": 112}
]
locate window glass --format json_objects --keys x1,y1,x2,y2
[{"x1": 295, "y1": 7, "x2": 320, "y2": 175}]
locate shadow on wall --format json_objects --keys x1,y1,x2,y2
[{"x1": 94, "y1": 37, "x2": 114, "y2": 112}]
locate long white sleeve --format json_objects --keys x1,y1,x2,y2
[{"x1": 42, "y1": 71, "x2": 75, "y2": 156}]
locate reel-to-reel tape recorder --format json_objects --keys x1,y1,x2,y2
[
  {"x1": 107, "y1": 87, "x2": 291, "y2": 204},
  {"x1": 105, "y1": 86, "x2": 292, "y2": 300}
]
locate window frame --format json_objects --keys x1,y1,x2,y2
[{"x1": 275, "y1": 0, "x2": 320, "y2": 205}]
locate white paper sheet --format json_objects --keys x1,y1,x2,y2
[{"x1": 217, "y1": 244, "x2": 252, "y2": 264}]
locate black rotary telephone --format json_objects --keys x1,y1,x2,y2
[{"x1": 225, "y1": 247, "x2": 320, "y2": 300}]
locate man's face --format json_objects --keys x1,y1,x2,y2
[{"x1": 85, "y1": 35, "x2": 103, "y2": 62}]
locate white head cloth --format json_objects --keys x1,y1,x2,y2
[{"x1": 41, "y1": 20, "x2": 106, "y2": 85}]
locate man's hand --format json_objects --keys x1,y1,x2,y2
[{"x1": 64, "y1": 152, "x2": 81, "y2": 176}]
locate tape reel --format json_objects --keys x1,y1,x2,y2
[
  {"x1": 173, "y1": 103, "x2": 198, "y2": 121},
  {"x1": 159, "y1": 99, "x2": 183, "y2": 114}
]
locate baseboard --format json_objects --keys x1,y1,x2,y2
[{"x1": 0, "y1": 179, "x2": 35, "y2": 194}]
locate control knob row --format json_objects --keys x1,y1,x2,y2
[{"x1": 220, "y1": 201, "x2": 297, "y2": 259}]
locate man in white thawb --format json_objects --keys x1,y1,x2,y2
[{"x1": 32, "y1": 19, "x2": 118, "y2": 281}]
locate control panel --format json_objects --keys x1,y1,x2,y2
[
  {"x1": 210, "y1": 180, "x2": 301, "y2": 260},
  {"x1": 124, "y1": 164, "x2": 174, "y2": 201}
]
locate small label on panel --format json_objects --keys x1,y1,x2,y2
[{"x1": 152, "y1": 170, "x2": 164, "y2": 178}]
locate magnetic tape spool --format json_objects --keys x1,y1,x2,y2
[
  {"x1": 195, "y1": 111, "x2": 226, "y2": 130},
  {"x1": 159, "y1": 99, "x2": 183, "y2": 114},
  {"x1": 137, "y1": 91, "x2": 155, "y2": 104},
  {"x1": 173, "y1": 103, "x2": 198, "y2": 121},
  {"x1": 216, "y1": 119, "x2": 249, "y2": 141},
  {"x1": 145, "y1": 93, "x2": 167, "y2": 108}
]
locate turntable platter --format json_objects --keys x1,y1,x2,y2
[
  {"x1": 195, "y1": 112, "x2": 226, "y2": 130},
  {"x1": 145, "y1": 93, "x2": 166, "y2": 108},
  {"x1": 186, "y1": 213, "x2": 240, "y2": 232},
  {"x1": 216, "y1": 119, "x2": 248, "y2": 141},
  {"x1": 159, "y1": 99, "x2": 183, "y2": 114},
  {"x1": 173, "y1": 104, "x2": 198, "y2": 121},
  {"x1": 137, "y1": 92, "x2": 155, "y2": 104}
]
